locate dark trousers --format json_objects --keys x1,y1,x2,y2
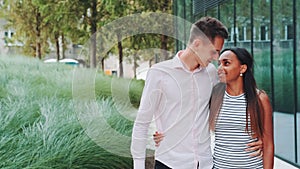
[{"x1": 154, "y1": 160, "x2": 171, "y2": 169}]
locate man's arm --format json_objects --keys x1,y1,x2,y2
[
  {"x1": 131, "y1": 69, "x2": 162, "y2": 169},
  {"x1": 246, "y1": 139, "x2": 263, "y2": 157}
]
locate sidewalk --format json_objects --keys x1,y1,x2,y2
[{"x1": 274, "y1": 157, "x2": 299, "y2": 169}]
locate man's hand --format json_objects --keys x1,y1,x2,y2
[
  {"x1": 153, "y1": 131, "x2": 164, "y2": 147},
  {"x1": 246, "y1": 138, "x2": 263, "y2": 157}
]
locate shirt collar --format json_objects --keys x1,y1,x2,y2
[{"x1": 172, "y1": 51, "x2": 203, "y2": 72}]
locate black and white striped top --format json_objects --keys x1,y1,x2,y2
[{"x1": 213, "y1": 91, "x2": 263, "y2": 169}]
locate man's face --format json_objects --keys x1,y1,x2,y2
[{"x1": 191, "y1": 36, "x2": 224, "y2": 67}]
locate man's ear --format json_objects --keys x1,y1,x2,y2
[
  {"x1": 240, "y1": 64, "x2": 247, "y2": 74},
  {"x1": 192, "y1": 38, "x2": 202, "y2": 47}
]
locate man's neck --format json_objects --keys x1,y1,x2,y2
[{"x1": 178, "y1": 49, "x2": 199, "y2": 71}]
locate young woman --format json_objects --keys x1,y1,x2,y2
[
  {"x1": 154, "y1": 47, "x2": 274, "y2": 169},
  {"x1": 210, "y1": 47, "x2": 274, "y2": 169}
]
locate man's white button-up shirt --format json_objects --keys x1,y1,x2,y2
[{"x1": 131, "y1": 52, "x2": 218, "y2": 169}]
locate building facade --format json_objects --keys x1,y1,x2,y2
[
  {"x1": 0, "y1": 18, "x2": 23, "y2": 55},
  {"x1": 174, "y1": 0, "x2": 299, "y2": 167}
]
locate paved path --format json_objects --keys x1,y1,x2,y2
[{"x1": 274, "y1": 157, "x2": 299, "y2": 169}]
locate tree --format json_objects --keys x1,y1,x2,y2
[
  {"x1": 71, "y1": 0, "x2": 109, "y2": 68},
  {"x1": 104, "y1": 0, "x2": 174, "y2": 78},
  {"x1": 38, "y1": 0, "x2": 80, "y2": 60},
  {"x1": 6, "y1": 0, "x2": 49, "y2": 59},
  {"x1": 104, "y1": 0, "x2": 133, "y2": 77},
  {"x1": 139, "y1": 0, "x2": 173, "y2": 61}
]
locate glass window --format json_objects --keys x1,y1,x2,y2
[
  {"x1": 298, "y1": 107, "x2": 300, "y2": 164},
  {"x1": 273, "y1": 0, "x2": 295, "y2": 163},
  {"x1": 206, "y1": 7, "x2": 218, "y2": 18},
  {"x1": 174, "y1": 0, "x2": 193, "y2": 50},
  {"x1": 176, "y1": 0, "x2": 299, "y2": 166},
  {"x1": 219, "y1": 0, "x2": 234, "y2": 48},
  {"x1": 297, "y1": 0, "x2": 300, "y2": 165},
  {"x1": 236, "y1": 1, "x2": 251, "y2": 49},
  {"x1": 253, "y1": 0, "x2": 271, "y2": 95}
]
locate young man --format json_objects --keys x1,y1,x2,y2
[{"x1": 131, "y1": 16, "x2": 228, "y2": 169}]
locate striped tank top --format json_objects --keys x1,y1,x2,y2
[{"x1": 213, "y1": 91, "x2": 263, "y2": 169}]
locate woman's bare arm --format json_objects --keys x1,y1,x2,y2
[{"x1": 259, "y1": 92, "x2": 274, "y2": 169}]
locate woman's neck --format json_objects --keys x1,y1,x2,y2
[{"x1": 226, "y1": 82, "x2": 244, "y2": 96}]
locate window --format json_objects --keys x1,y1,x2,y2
[
  {"x1": 260, "y1": 26, "x2": 268, "y2": 40},
  {"x1": 260, "y1": 26, "x2": 265, "y2": 40},
  {"x1": 287, "y1": 25, "x2": 293, "y2": 40}
]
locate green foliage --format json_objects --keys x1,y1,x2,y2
[
  {"x1": 1, "y1": 0, "x2": 175, "y2": 75},
  {"x1": 94, "y1": 72, "x2": 144, "y2": 107},
  {"x1": 0, "y1": 55, "x2": 146, "y2": 168},
  {"x1": 5, "y1": 0, "x2": 49, "y2": 58}
]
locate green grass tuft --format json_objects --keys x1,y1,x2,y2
[{"x1": 0, "y1": 55, "x2": 144, "y2": 168}]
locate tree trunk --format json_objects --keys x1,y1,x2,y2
[
  {"x1": 35, "y1": 10, "x2": 42, "y2": 59},
  {"x1": 101, "y1": 57, "x2": 105, "y2": 71},
  {"x1": 133, "y1": 52, "x2": 138, "y2": 78},
  {"x1": 161, "y1": 35, "x2": 168, "y2": 60},
  {"x1": 55, "y1": 32, "x2": 60, "y2": 60},
  {"x1": 98, "y1": 42, "x2": 105, "y2": 71},
  {"x1": 36, "y1": 40, "x2": 41, "y2": 59},
  {"x1": 117, "y1": 33, "x2": 123, "y2": 77},
  {"x1": 160, "y1": 0, "x2": 169, "y2": 61},
  {"x1": 90, "y1": 0, "x2": 97, "y2": 68},
  {"x1": 61, "y1": 33, "x2": 65, "y2": 59},
  {"x1": 90, "y1": 34, "x2": 97, "y2": 68}
]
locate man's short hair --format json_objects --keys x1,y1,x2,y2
[{"x1": 189, "y1": 16, "x2": 228, "y2": 44}]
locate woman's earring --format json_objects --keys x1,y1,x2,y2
[{"x1": 240, "y1": 73, "x2": 243, "y2": 77}]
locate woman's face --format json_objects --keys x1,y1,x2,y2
[{"x1": 218, "y1": 50, "x2": 245, "y2": 83}]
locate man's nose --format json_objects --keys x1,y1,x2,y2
[
  {"x1": 218, "y1": 64, "x2": 223, "y2": 70},
  {"x1": 212, "y1": 53, "x2": 219, "y2": 61}
]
